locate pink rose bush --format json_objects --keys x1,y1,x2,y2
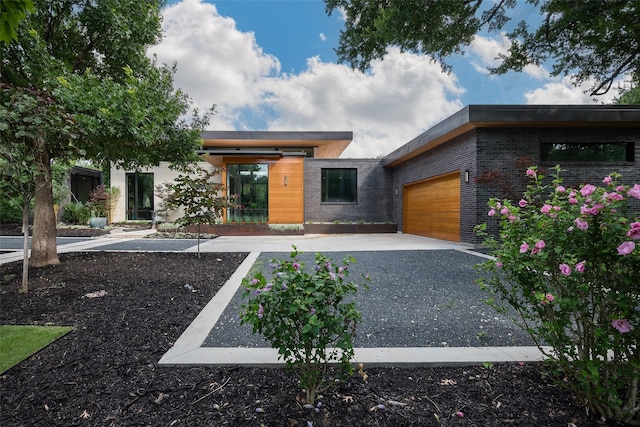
[{"x1": 476, "y1": 166, "x2": 640, "y2": 424}]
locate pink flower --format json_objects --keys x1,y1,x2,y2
[
  {"x1": 500, "y1": 207, "x2": 509, "y2": 215},
  {"x1": 257, "y1": 304, "x2": 264, "y2": 319},
  {"x1": 455, "y1": 411, "x2": 464, "y2": 418},
  {"x1": 495, "y1": 201, "x2": 502, "y2": 209},
  {"x1": 556, "y1": 186, "x2": 566, "y2": 193},
  {"x1": 541, "y1": 204, "x2": 552, "y2": 214},
  {"x1": 488, "y1": 209, "x2": 496, "y2": 217},
  {"x1": 546, "y1": 293, "x2": 555, "y2": 302},
  {"x1": 518, "y1": 199, "x2": 528, "y2": 207},
  {"x1": 526, "y1": 168, "x2": 536, "y2": 178},
  {"x1": 616, "y1": 185, "x2": 626, "y2": 193},
  {"x1": 575, "y1": 260, "x2": 586, "y2": 273},
  {"x1": 496, "y1": 261, "x2": 503, "y2": 268},
  {"x1": 617, "y1": 241, "x2": 636, "y2": 256},
  {"x1": 292, "y1": 262, "x2": 301, "y2": 270},
  {"x1": 609, "y1": 193, "x2": 624, "y2": 201},
  {"x1": 611, "y1": 319, "x2": 631, "y2": 333},
  {"x1": 581, "y1": 184, "x2": 596, "y2": 197},
  {"x1": 627, "y1": 222, "x2": 640, "y2": 239},
  {"x1": 519, "y1": 242, "x2": 529, "y2": 253},
  {"x1": 569, "y1": 190, "x2": 577, "y2": 198},
  {"x1": 568, "y1": 197, "x2": 578, "y2": 205},
  {"x1": 628, "y1": 184, "x2": 640, "y2": 199},
  {"x1": 559, "y1": 264, "x2": 571, "y2": 276},
  {"x1": 530, "y1": 240, "x2": 545, "y2": 255},
  {"x1": 602, "y1": 175, "x2": 612, "y2": 185},
  {"x1": 508, "y1": 215, "x2": 517, "y2": 222},
  {"x1": 574, "y1": 218, "x2": 589, "y2": 231}
]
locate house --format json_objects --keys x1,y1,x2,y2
[{"x1": 110, "y1": 105, "x2": 640, "y2": 245}]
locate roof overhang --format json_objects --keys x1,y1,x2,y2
[
  {"x1": 197, "y1": 149, "x2": 308, "y2": 167},
  {"x1": 200, "y1": 131, "x2": 353, "y2": 159},
  {"x1": 382, "y1": 105, "x2": 640, "y2": 168}
]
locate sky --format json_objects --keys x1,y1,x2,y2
[{"x1": 153, "y1": 0, "x2": 621, "y2": 158}]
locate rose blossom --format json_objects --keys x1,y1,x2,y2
[
  {"x1": 628, "y1": 184, "x2": 640, "y2": 199},
  {"x1": 556, "y1": 185, "x2": 566, "y2": 193},
  {"x1": 559, "y1": 264, "x2": 571, "y2": 276},
  {"x1": 575, "y1": 260, "x2": 586, "y2": 273},
  {"x1": 611, "y1": 319, "x2": 631, "y2": 334},
  {"x1": 627, "y1": 222, "x2": 640, "y2": 239},
  {"x1": 603, "y1": 175, "x2": 613, "y2": 185},
  {"x1": 519, "y1": 199, "x2": 528, "y2": 207},
  {"x1": 574, "y1": 218, "x2": 589, "y2": 231},
  {"x1": 581, "y1": 184, "x2": 596, "y2": 197},
  {"x1": 519, "y1": 242, "x2": 529, "y2": 253},
  {"x1": 617, "y1": 241, "x2": 636, "y2": 256}
]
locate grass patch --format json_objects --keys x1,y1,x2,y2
[{"x1": 0, "y1": 325, "x2": 73, "y2": 374}]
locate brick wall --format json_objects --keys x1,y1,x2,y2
[
  {"x1": 390, "y1": 132, "x2": 478, "y2": 242},
  {"x1": 304, "y1": 159, "x2": 393, "y2": 223},
  {"x1": 390, "y1": 126, "x2": 640, "y2": 245}
]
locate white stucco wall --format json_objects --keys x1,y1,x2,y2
[{"x1": 109, "y1": 161, "x2": 217, "y2": 224}]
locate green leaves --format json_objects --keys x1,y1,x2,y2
[
  {"x1": 477, "y1": 166, "x2": 640, "y2": 423},
  {"x1": 239, "y1": 247, "x2": 370, "y2": 403},
  {"x1": 325, "y1": 0, "x2": 639, "y2": 96}
]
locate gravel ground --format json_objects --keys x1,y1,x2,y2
[{"x1": 204, "y1": 250, "x2": 534, "y2": 348}]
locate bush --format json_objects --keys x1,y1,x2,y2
[
  {"x1": 476, "y1": 166, "x2": 640, "y2": 424},
  {"x1": 61, "y1": 202, "x2": 90, "y2": 225},
  {"x1": 240, "y1": 246, "x2": 369, "y2": 403}
]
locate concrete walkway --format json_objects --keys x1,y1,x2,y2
[{"x1": 0, "y1": 232, "x2": 549, "y2": 366}]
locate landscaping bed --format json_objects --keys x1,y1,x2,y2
[{"x1": 0, "y1": 252, "x2": 597, "y2": 426}]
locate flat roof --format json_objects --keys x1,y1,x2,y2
[
  {"x1": 382, "y1": 105, "x2": 640, "y2": 168},
  {"x1": 201, "y1": 131, "x2": 353, "y2": 159}
]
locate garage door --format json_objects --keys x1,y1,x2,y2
[{"x1": 403, "y1": 171, "x2": 460, "y2": 242}]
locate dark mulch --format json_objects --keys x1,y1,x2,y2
[{"x1": 0, "y1": 252, "x2": 601, "y2": 426}]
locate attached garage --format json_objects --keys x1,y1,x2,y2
[{"x1": 402, "y1": 171, "x2": 461, "y2": 242}]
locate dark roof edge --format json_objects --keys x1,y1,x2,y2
[
  {"x1": 382, "y1": 105, "x2": 640, "y2": 167},
  {"x1": 201, "y1": 130, "x2": 353, "y2": 141}
]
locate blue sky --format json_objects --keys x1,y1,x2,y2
[{"x1": 156, "y1": 0, "x2": 618, "y2": 157}]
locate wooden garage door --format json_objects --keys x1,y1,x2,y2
[{"x1": 403, "y1": 171, "x2": 460, "y2": 242}]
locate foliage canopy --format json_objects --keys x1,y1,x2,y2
[{"x1": 324, "y1": 0, "x2": 640, "y2": 96}]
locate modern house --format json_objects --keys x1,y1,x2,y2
[{"x1": 110, "y1": 104, "x2": 640, "y2": 245}]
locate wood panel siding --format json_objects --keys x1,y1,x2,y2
[
  {"x1": 268, "y1": 157, "x2": 305, "y2": 223},
  {"x1": 403, "y1": 171, "x2": 460, "y2": 242}
]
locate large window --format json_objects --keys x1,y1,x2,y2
[
  {"x1": 126, "y1": 173, "x2": 154, "y2": 220},
  {"x1": 321, "y1": 168, "x2": 357, "y2": 202},
  {"x1": 541, "y1": 142, "x2": 635, "y2": 162},
  {"x1": 226, "y1": 164, "x2": 268, "y2": 222}
]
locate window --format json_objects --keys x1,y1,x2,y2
[
  {"x1": 321, "y1": 168, "x2": 357, "y2": 202},
  {"x1": 126, "y1": 173, "x2": 154, "y2": 220},
  {"x1": 226, "y1": 164, "x2": 268, "y2": 222},
  {"x1": 541, "y1": 142, "x2": 635, "y2": 162}
]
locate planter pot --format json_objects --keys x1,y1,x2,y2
[
  {"x1": 304, "y1": 223, "x2": 398, "y2": 234},
  {"x1": 89, "y1": 217, "x2": 107, "y2": 229}
]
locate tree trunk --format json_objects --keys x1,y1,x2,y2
[
  {"x1": 30, "y1": 139, "x2": 59, "y2": 267},
  {"x1": 21, "y1": 198, "x2": 30, "y2": 293}
]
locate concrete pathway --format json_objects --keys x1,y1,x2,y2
[{"x1": 0, "y1": 231, "x2": 548, "y2": 366}]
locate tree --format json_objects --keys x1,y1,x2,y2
[
  {"x1": 1, "y1": 0, "x2": 212, "y2": 267},
  {"x1": 0, "y1": 84, "x2": 80, "y2": 291},
  {"x1": 0, "y1": 0, "x2": 34, "y2": 44},
  {"x1": 615, "y1": 73, "x2": 640, "y2": 104},
  {"x1": 165, "y1": 165, "x2": 237, "y2": 258},
  {"x1": 324, "y1": 0, "x2": 640, "y2": 96}
]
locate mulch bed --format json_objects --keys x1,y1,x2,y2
[{"x1": 0, "y1": 252, "x2": 602, "y2": 426}]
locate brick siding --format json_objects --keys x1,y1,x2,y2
[{"x1": 304, "y1": 159, "x2": 393, "y2": 223}]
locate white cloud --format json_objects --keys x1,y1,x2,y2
[
  {"x1": 524, "y1": 76, "x2": 619, "y2": 104},
  {"x1": 319, "y1": 32, "x2": 327, "y2": 42},
  {"x1": 148, "y1": 0, "x2": 280, "y2": 129},
  {"x1": 151, "y1": 0, "x2": 464, "y2": 157},
  {"x1": 261, "y1": 49, "x2": 464, "y2": 157},
  {"x1": 469, "y1": 34, "x2": 547, "y2": 80}
]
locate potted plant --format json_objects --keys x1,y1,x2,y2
[{"x1": 87, "y1": 184, "x2": 110, "y2": 229}]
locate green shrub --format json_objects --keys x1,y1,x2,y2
[
  {"x1": 476, "y1": 166, "x2": 640, "y2": 424},
  {"x1": 61, "y1": 202, "x2": 90, "y2": 225},
  {"x1": 240, "y1": 246, "x2": 369, "y2": 403}
]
